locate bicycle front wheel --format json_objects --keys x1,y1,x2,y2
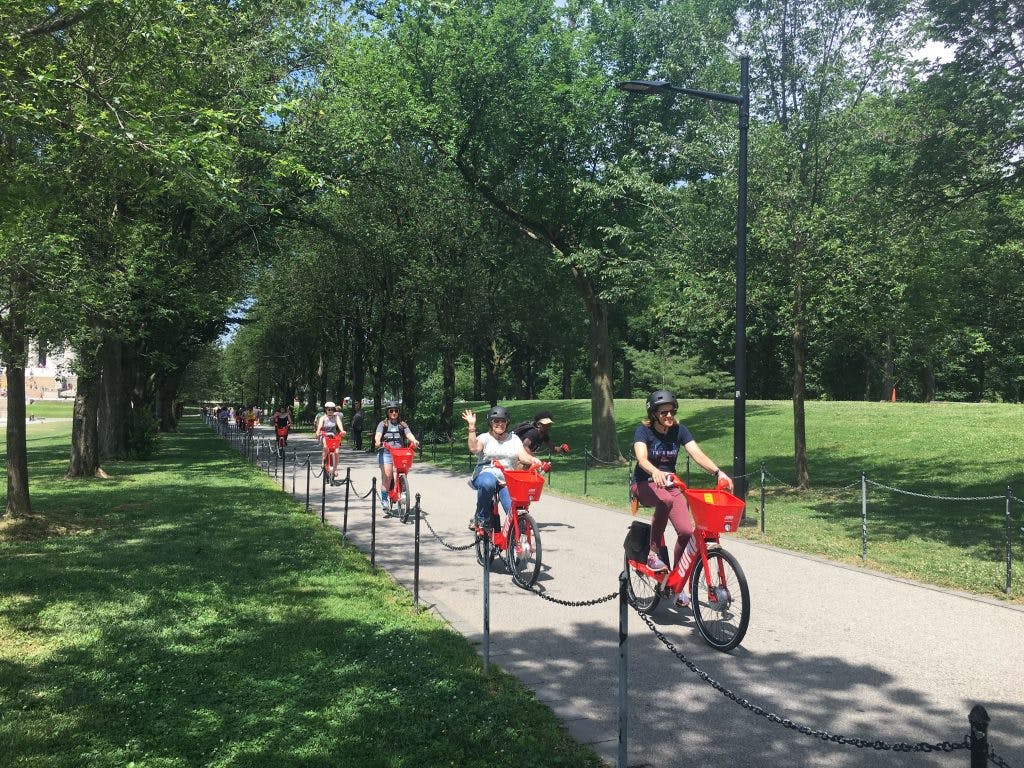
[
  {"x1": 399, "y1": 475, "x2": 412, "y2": 523},
  {"x1": 625, "y1": 554, "x2": 661, "y2": 614},
  {"x1": 475, "y1": 532, "x2": 498, "y2": 568},
  {"x1": 690, "y1": 547, "x2": 750, "y2": 652},
  {"x1": 507, "y1": 512, "x2": 542, "y2": 588}
]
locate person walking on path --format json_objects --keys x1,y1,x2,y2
[{"x1": 351, "y1": 403, "x2": 365, "y2": 450}]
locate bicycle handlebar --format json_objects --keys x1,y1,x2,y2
[{"x1": 665, "y1": 473, "x2": 729, "y2": 491}]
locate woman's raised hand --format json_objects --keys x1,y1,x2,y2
[{"x1": 461, "y1": 408, "x2": 476, "y2": 427}]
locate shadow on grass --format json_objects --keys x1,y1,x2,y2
[{"x1": 0, "y1": 424, "x2": 601, "y2": 768}]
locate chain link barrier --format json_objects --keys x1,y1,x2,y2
[
  {"x1": 632, "y1": 605, "x2": 974, "y2": 757},
  {"x1": 344, "y1": 477, "x2": 377, "y2": 500},
  {"x1": 989, "y1": 747, "x2": 1017, "y2": 768},
  {"x1": 584, "y1": 450, "x2": 624, "y2": 467},
  {"x1": 865, "y1": 478, "x2": 1005, "y2": 502},
  {"x1": 421, "y1": 515, "x2": 478, "y2": 551},
  {"x1": 527, "y1": 586, "x2": 618, "y2": 607}
]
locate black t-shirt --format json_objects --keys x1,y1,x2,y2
[
  {"x1": 632, "y1": 423, "x2": 695, "y2": 482},
  {"x1": 518, "y1": 426, "x2": 552, "y2": 454}
]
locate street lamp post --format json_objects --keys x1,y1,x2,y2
[{"x1": 617, "y1": 55, "x2": 750, "y2": 499}]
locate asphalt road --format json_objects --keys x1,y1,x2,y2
[{"x1": 245, "y1": 425, "x2": 1024, "y2": 768}]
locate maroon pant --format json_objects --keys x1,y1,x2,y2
[{"x1": 635, "y1": 481, "x2": 693, "y2": 567}]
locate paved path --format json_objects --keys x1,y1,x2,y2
[{"x1": 244, "y1": 425, "x2": 1024, "y2": 768}]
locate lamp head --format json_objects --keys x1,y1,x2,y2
[{"x1": 616, "y1": 79, "x2": 671, "y2": 94}]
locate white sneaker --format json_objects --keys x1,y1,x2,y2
[{"x1": 675, "y1": 592, "x2": 691, "y2": 608}]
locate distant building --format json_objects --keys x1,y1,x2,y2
[{"x1": 0, "y1": 341, "x2": 77, "y2": 400}]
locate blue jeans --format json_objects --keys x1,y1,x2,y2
[{"x1": 472, "y1": 470, "x2": 511, "y2": 523}]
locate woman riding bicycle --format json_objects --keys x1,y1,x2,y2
[
  {"x1": 315, "y1": 401, "x2": 346, "y2": 481},
  {"x1": 633, "y1": 390, "x2": 733, "y2": 595},
  {"x1": 463, "y1": 405, "x2": 542, "y2": 530},
  {"x1": 374, "y1": 402, "x2": 419, "y2": 510},
  {"x1": 272, "y1": 404, "x2": 292, "y2": 446}
]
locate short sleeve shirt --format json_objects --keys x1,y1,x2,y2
[
  {"x1": 473, "y1": 432, "x2": 524, "y2": 473},
  {"x1": 519, "y1": 426, "x2": 551, "y2": 454},
  {"x1": 632, "y1": 423, "x2": 694, "y2": 482},
  {"x1": 376, "y1": 419, "x2": 411, "y2": 449}
]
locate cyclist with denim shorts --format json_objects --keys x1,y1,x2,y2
[
  {"x1": 315, "y1": 401, "x2": 346, "y2": 481},
  {"x1": 632, "y1": 390, "x2": 733, "y2": 600},
  {"x1": 463, "y1": 405, "x2": 542, "y2": 530},
  {"x1": 374, "y1": 402, "x2": 419, "y2": 510}
]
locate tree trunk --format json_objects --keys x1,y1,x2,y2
[
  {"x1": 97, "y1": 333, "x2": 129, "y2": 459},
  {"x1": 68, "y1": 367, "x2": 102, "y2": 478},
  {"x1": 3, "y1": 316, "x2": 31, "y2": 517},
  {"x1": 561, "y1": 346, "x2": 573, "y2": 399},
  {"x1": 473, "y1": 353, "x2": 482, "y2": 400},
  {"x1": 622, "y1": 357, "x2": 633, "y2": 399},
  {"x1": 880, "y1": 332, "x2": 894, "y2": 402},
  {"x1": 351, "y1": 321, "x2": 366, "y2": 406},
  {"x1": 792, "y1": 284, "x2": 809, "y2": 488},
  {"x1": 441, "y1": 349, "x2": 455, "y2": 433},
  {"x1": 156, "y1": 366, "x2": 184, "y2": 432},
  {"x1": 334, "y1": 325, "x2": 349, "y2": 405},
  {"x1": 371, "y1": 337, "x2": 384, "y2": 421},
  {"x1": 484, "y1": 342, "x2": 498, "y2": 406},
  {"x1": 922, "y1": 362, "x2": 936, "y2": 402},
  {"x1": 399, "y1": 350, "x2": 417, "y2": 421},
  {"x1": 572, "y1": 269, "x2": 622, "y2": 463}
]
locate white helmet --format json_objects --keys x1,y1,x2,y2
[{"x1": 324, "y1": 401, "x2": 337, "y2": 409}]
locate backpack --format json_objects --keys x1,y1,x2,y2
[{"x1": 512, "y1": 421, "x2": 535, "y2": 440}]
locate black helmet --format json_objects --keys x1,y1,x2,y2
[
  {"x1": 487, "y1": 405, "x2": 510, "y2": 422},
  {"x1": 385, "y1": 400, "x2": 400, "y2": 412},
  {"x1": 646, "y1": 390, "x2": 678, "y2": 415}
]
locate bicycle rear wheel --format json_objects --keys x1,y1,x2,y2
[
  {"x1": 625, "y1": 554, "x2": 661, "y2": 613},
  {"x1": 399, "y1": 475, "x2": 412, "y2": 523},
  {"x1": 689, "y1": 548, "x2": 750, "y2": 652},
  {"x1": 507, "y1": 512, "x2": 542, "y2": 588}
]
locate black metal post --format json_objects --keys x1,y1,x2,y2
[
  {"x1": 343, "y1": 467, "x2": 351, "y2": 536},
  {"x1": 320, "y1": 465, "x2": 327, "y2": 524},
  {"x1": 281, "y1": 451, "x2": 285, "y2": 491},
  {"x1": 305, "y1": 459, "x2": 310, "y2": 512},
  {"x1": 414, "y1": 493, "x2": 421, "y2": 609},
  {"x1": 483, "y1": 533, "x2": 490, "y2": 674},
  {"x1": 759, "y1": 463, "x2": 766, "y2": 538},
  {"x1": 734, "y1": 55, "x2": 749, "y2": 500},
  {"x1": 861, "y1": 473, "x2": 868, "y2": 562},
  {"x1": 1006, "y1": 486, "x2": 1013, "y2": 595},
  {"x1": 618, "y1": 569, "x2": 628, "y2": 768},
  {"x1": 584, "y1": 453, "x2": 589, "y2": 496},
  {"x1": 370, "y1": 477, "x2": 377, "y2": 570},
  {"x1": 969, "y1": 704, "x2": 989, "y2": 768}
]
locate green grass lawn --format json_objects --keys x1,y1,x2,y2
[
  {"x1": 422, "y1": 398, "x2": 1024, "y2": 602},
  {"x1": 0, "y1": 420, "x2": 602, "y2": 768},
  {"x1": 3, "y1": 398, "x2": 76, "y2": 421}
]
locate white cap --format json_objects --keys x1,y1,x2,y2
[{"x1": 324, "y1": 401, "x2": 337, "y2": 409}]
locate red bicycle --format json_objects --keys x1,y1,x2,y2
[
  {"x1": 382, "y1": 443, "x2": 416, "y2": 523},
  {"x1": 319, "y1": 433, "x2": 342, "y2": 486},
  {"x1": 474, "y1": 461, "x2": 550, "y2": 588},
  {"x1": 274, "y1": 423, "x2": 290, "y2": 451},
  {"x1": 625, "y1": 476, "x2": 750, "y2": 652}
]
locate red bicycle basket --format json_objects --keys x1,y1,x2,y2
[
  {"x1": 323, "y1": 434, "x2": 341, "y2": 451},
  {"x1": 684, "y1": 488, "x2": 745, "y2": 533},
  {"x1": 503, "y1": 469, "x2": 545, "y2": 505},
  {"x1": 276, "y1": 426, "x2": 288, "y2": 437},
  {"x1": 389, "y1": 446, "x2": 416, "y2": 473}
]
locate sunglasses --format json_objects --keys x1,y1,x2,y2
[
  {"x1": 656, "y1": 409, "x2": 677, "y2": 417},
  {"x1": 387, "y1": 408, "x2": 399, "y2": 413},
  {"x1": 490, "y1": 418, "x2": 508, "y2": 424},
  {"x1": 326, "y1": 408, "x2": 336, "y2": 412}
]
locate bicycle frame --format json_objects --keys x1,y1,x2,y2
[
  {"x1": 474, "y1": 461, "x2": 550, "y2": 587},
  {"x1": 626, "y1": 474, "x2": 750, "y2": 652},
  {"x1": 382, "y1": 443, "x2": 415, "y2": 502}
]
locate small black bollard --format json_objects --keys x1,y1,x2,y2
[
  {"x1": 343, "y1": 467, "x2": 351, "y2": 536},
  {"x1": 759, "y1": 463, "x2": 766, "y2": 538},
  {"x1": 320, "y1": 465, "x2": 327, "y2": 523},
  {"x1": 860, "y1": 473, "x2": 868, "y2": 562},
  {"x1": 969, "y1": 704, "x2": 989, "y2": 768},
  {"x1": 483, "y1": 533, "x2": 490, "y2": 674},
  {"x1": 414, "y1": 493, "x2": 421, "y2": 609},
  {"x1": 280, "y1": 451, "x2": 286, "y2": 491},
  {"x1": 583, "y1": 452, "x2": 589, "y2": 496},
  {"x1": 618, "y1": 568, "x2": 629, "y2": 768},
  {"x1": 305, "y1": 459, "x2": 311, "y2": 512},
  {"x1": 1005, "y1": 486, "x2": 1013, "y2": 595},
  {"x1": 370, "y1": 477, "x2": 377, "y2": 570}
]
